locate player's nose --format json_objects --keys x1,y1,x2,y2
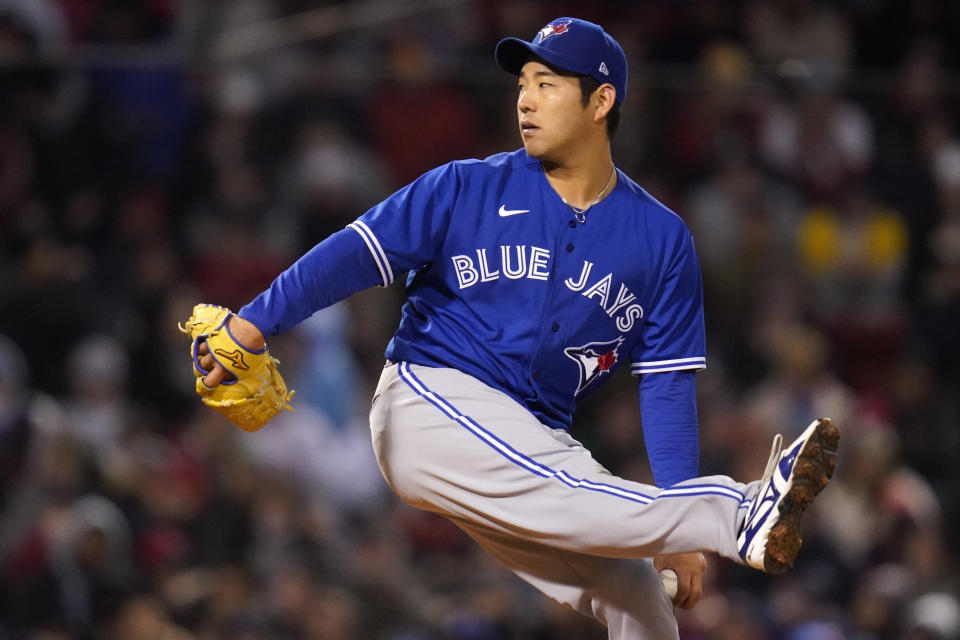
[{"x1": 517, "y1": 91, "x2": 534, "y2": 113}]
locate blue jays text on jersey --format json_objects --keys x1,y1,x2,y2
[
  {"x1": 450, "y1": 249, "x2": 645, "y2": 332},
  {"x1": 239, "y1": 149, "x2": 706, "y2": 435}
]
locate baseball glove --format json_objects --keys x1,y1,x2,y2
[{"x1": 179, "y1": 304, "x2": 294, "y2": 432}]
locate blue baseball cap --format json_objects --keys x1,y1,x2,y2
[{"x1": 495, "y1": 17, "x2": 628, "y2": 104}]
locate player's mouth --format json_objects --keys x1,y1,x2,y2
[{"x1": 520, "y1": 121, "x2": 539, "y2": 136}]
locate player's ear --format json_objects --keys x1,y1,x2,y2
[{"x1": 593, "y1": 84, "x2": 616, "y2": 124}]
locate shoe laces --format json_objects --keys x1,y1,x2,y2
[{"x1": 760, "y1": 434, "x2": 784, "y2": 486}]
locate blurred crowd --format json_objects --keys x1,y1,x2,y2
[{"x1": 1, "y1": 0, "x2": 959, "y2": 639}]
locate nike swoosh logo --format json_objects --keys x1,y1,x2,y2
[{"x1": 498, "y1": 205, "x2": 530, "y2": 217}]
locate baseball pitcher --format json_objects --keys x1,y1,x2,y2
[{"x1": 182, "y1": 17, "x2": 838, "y2": 639}]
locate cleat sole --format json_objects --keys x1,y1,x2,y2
[{"x1": 762, "y1": 418, "x2": 839, "y2": 574}]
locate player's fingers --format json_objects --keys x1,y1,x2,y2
[
  {"x1": 198, "y1": 338, "x2": 237, "y2": 387},
  {"x1": 199, "y1": 352, "x2": 216, "y2": 372},
  {"x1": 672, "y1": 571, "x2": 690, "y2": 608},
  {"x1": 196, "y1": 342, "x2": 217, "y2": 373},
  {"x1": 202, "y1": 363, "x2": 229, "y2": 388},
  {"x1": 678, "y1": 571, "x2": 703, "y2": 610}
]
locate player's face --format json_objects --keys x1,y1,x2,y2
[{"x1": 516, "y1": 61, "x2": 592, "y2": 161}]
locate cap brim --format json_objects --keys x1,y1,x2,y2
[
  {"x1": 495, "y1": 37, "x2": 537, "y2": 75},
  {"x1": 495, "y1": 36, "x2": 590, "y2": 79}
]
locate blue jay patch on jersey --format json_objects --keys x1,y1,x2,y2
[
  {"x1": 537, "y1": 20, "x2": 572, "y2": 43},
  {"x1": 564, "y1": 336, "x2": 625, "y2": 396}
]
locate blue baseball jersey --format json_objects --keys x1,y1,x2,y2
[{"x1": 241, "y1": 149, "x2": 706, "y2": 433}]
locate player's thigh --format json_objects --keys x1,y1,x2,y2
[
  {"x1": 371, "y1": 363, "x2": 738, "y2": 561},
  {"x1": 370, "y1": 362, "x2": 595, "y2": 504},
  {"x1": 371, "y1": 362, "x2": 644, "y2": 535}
]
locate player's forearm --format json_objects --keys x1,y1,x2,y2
[
  {"x1": 238, "y1": 227, "x2": 383, "y2": 336},
  {"x1": 638, "y1": 370, "x2": 700, "y2": 487}
]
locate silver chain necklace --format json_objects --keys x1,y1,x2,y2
[{"x1": 559, "y1": 166, "x2": 616, "y2": 224}]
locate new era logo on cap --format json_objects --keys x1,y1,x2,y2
[{"x1": 495, "y1": 17, "x2": 628, "y2": 104}]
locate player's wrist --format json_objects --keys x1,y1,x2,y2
[{"x1": 229, "y1": 315, "x2": 266, "y2": 350}]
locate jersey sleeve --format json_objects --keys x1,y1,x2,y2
[
  {"x1": 238, "y1": 162, "x2": 460, "y2": 336},
  {"x1": 238, "y1": 229, "x2": 383, "y2": 336},
  {"x1": 347, "y1": 162, "x2": 460, "y2": 287},
  {"x1": 637, "y1": 370, "x2": 699, "y2": 487},
  {"x1": 630, "y1": 229, "x2": 706, "y2": 376}
]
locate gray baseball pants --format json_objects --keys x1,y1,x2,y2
[{"x1": 370, "y1": 361, "x2": 757, "y2": 640}]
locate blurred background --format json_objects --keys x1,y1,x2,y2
[{"x1": 1, "y1": 0, "x2": 959, "y2": 638}]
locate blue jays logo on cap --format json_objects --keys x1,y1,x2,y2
[
  {"x1": 537, "y1": 19, "x2": 572, "y2": 43},
  {"x1": 564, "y1": 336, "x2": 625, "y2": 395},
  {"x1": 495, "y1": 17, "x2": 628, "y2": 104}
]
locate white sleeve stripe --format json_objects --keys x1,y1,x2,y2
[
  {"x1": 347, "y1": 221, "x2": 394, "y2": 286},
  {"x1": 348, "y1": 220, "x2": 393, "y2": 285},
  {"x1": 631, "y1": 363, "x2": 707, "y2": 375},
  {"x1": 633, "y1": 357, "x2": 706, "y2": 367}
]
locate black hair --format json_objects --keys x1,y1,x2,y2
[{"x1": 579, "y1": 75, "x2": 621, "y2": 138}]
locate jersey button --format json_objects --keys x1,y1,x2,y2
[
  {"x1": 551, "y1": 323, "x2": 560, "y2": 332},
  {"x1": 566, "y1": 243, "x2": 574, "y2": 252},
  {"x1": 568, "y1": 220, "x2": 577, "y2": 228}
]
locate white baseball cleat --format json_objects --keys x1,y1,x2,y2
[{"x1": 737, "y1": 418, "x2": 839, "y2": 574}]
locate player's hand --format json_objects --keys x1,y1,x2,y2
[
  {"x1": 654, "y1": 552, "x2": 707, "y2": 609},
  {"x1": 197, "y1": 315, "x2": 266, "y2": 388}
]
